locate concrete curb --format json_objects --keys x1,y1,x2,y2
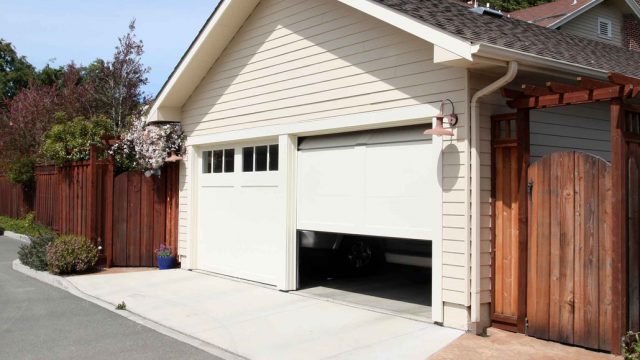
[
  {"x1": 4, "y1": 231, "x2": 31, "y2": 243},
  {"x1": 12, "y1": 259, "x2": 245, "y2": 360}
]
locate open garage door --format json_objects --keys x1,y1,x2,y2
[
  {"x1": 197, "y1": 141, "x2": 284, "y2": 286},
  {"x1": 297, "y1": 125, "x2": 437, "y2": 240},
  {"x1": 296, "y1": 125, "x2": 439, "y2": 321}
]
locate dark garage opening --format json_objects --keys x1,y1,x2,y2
[{"x1": 297, "y1": 231, "x2": 432, "y2": 320}]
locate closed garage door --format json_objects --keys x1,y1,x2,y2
[
  {"x1": 197, "y1": 142, "x2": 284, "y2": 286},
  {"x1": 297, "y1": 125, "x2": 437, "y2": 240}
]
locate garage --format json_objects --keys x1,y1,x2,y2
[
  {"x1": 296, "y1": 125, "x2": 439, "y2": 320},
  {"x1": 196, "y1": 141, "x2": 285, "y2": 286}
]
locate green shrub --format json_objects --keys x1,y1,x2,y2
[
  {"x1": 46, "y1": 235, "x2": 99, "y2": 275},
  {"x1": 5, "y1": 156, "x2": 36, "y2": 186},
  {"x1": 41, "y1": 115, "x2": 114, "y2": 165},
  {"x1": 0, "y1": 214, "x2": 55, "y2": 237},
  {"x1": 17, "y1": 234, "x2": 56, "y2": 271},
  {"x1": 624, "y1": 331, "x2": 640, "y2": 360}
]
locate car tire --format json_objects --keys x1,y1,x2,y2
[{"x1": 337, "y1": 237, "x2": 382, "y2": 274}]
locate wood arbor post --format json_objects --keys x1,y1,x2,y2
[
  {"x1": 490, "y1": 109, "x2": 530, "y2": 333},
  {"x1": 611, "y1": 99, "x2": 628, "y2": 353}
]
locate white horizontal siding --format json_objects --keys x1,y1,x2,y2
[
  {"x1": 530, "y1": 102, "x2": 611, "y2": 162},
  {"x1": 560, "y1": 2, "x2": 623, "y2": 46},
  {"x1": 178, "y1": 0, "x2": 469, "y2": 310}
]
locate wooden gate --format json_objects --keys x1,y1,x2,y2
[
  {"x1": 112, "y1": 163, "x2": 179, "y2": 267},
  {"x1": 527, "y1": 151, "x2": 614, "y2": 351}
]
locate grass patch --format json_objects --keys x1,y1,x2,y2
[{"x1": 0, "y1": 213, "x2": 56, "y2": 237}]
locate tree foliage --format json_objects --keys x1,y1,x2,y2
[
  {"x1": 0, "y1": 20, "x2": 152, "y2": 184},
  {"x1": 85, "y1": 20, "x2": 150, "y2": 131},
  {"x1": 41, "y1": 115, "x2": 114, "y2": 165},
  {"x1": 0, "y1": 39, "x2": 35, "y2": 105}
]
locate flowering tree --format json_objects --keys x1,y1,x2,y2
[
  {"x1": 110, "y1": 117, "x2": 184, "y2": 176},
  {"x1": 85, "y1": 20, "x2": 150, "y2": 131}
]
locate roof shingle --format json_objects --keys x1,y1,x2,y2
[
  {"x1": 509, "y1": 0, "x2": 595, "y2": 27},
  {"x1": 373, "y1": 0, "x2": 640, "y2": 78}
]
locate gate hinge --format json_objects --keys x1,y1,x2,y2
[
  {"x1": 527, "y1": 181, "x2": 534, "y2": 197},
  {"x1": 524, "y1": 317, "x2": 529, "y2": 335}
]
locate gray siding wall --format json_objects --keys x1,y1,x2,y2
[
  {"x1": 530, "y1": 102, "x2": 611, "y2": 162},
  {"x1": 560, "y1": 2, "x2": 624, "y2": 46}
]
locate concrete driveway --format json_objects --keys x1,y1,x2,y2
[{"x1": 67, "y1": 268, "x2": 462, "y2": 360}]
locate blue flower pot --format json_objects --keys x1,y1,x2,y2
[{"x1": 157, "y1": 256, "x2": 176, "y2": 270}]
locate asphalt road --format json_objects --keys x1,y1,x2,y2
[{"x1": 0, "y1": 236, "x2": 220, "y2": 360}]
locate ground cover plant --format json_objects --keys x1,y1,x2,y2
[{"x1": 0, "y1": 213, "x2": 55, "y2": 237}]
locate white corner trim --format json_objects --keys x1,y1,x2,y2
[
  {"x1": 280, "y1": 134, "x2": 298, "y2": 291},
  {"x1": 338, "y1": 0, "x2": 474, "y2": 60},
  {"x1": 431, "y1": 134, "x2": 444, "y2": 323},
  {"x1": 548, "y1": 0, "x2": 604, "y2": 29},
  {"x1": 187, "y1": 147, "x2": 200, "y2": 270}
]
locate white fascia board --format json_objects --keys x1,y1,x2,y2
[
  {"x1": 338, "y1": 0, "x2": 474, "y2": 60},
  {"x1": 472, "y1": 43, "x2": 609, "y2": 80},
  {"x1": 147, "y1": 0, "x2": 259, "y2": 122},
  {"x1": 623, "y1": 0, "x2": 640, "y2": 19},
  {"x1": 548, "y1": 0, "x2": 603, "y2": 28}
]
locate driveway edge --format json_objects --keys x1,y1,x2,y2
[
  {"x1": 4, "y1": 231, "x2": 31, "y2": 243},
  {"x1": 12, "y1": 259, "x2": 245, "y2": 360}
]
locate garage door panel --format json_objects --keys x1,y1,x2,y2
[
  {"x1": 199, "y1": 185, "x2": 282, "y2": 285},
  {"x1": 298, "y1": 127, "x2": 436, "y2": 241},
  {"x1": 197, "y1": 141, "x2": 284, "y2": 287}
]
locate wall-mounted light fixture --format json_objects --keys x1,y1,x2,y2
[{"x1": 424, "y1": 99, "x2": 458, "y2": 137}]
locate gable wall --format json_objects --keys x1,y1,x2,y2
[
  {"x1": 177, "y1": 0, "x2": 471, "y2": 328},
  {"x1": 560, "y1": 2, "x2": 624, "y2": 46}
]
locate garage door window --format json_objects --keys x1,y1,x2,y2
[
  {"x1": 202, "y1": 149, "x2": 234, "y2": 174},
  {"x1": 242, "y1": 144, "x2": 278, "y2": 172}
]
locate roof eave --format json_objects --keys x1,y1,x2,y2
[
  {"x1": 146, "y1": 0, "x2": 260, "y2": 123},
  {"x1": 472, "y1": 43, "x2": 609, "y2": 80},
  {"x1": 338, "y1": 0, "x2": 475, "y2": 60},
  {"x1": 548, "y1": 0, "x2": 603, "y2": 29}
]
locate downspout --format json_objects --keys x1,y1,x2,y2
[{"x1": 469, "y1": 61, "x2": 518, "y2": 325}]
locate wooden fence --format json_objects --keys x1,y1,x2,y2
[
  {"x1": 0, "y1": 175, "x2": 31, "y2": 219},
  {"x1": 0, "y1": 148, "x2": 178, "y2": 267}
]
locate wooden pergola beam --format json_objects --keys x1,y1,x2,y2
[
  {"x1": 609, "y1": 72, "x2": 640, "y2": 98},
  {"x1": 521, "y1": 84, "x2": 555, "y2": 97},
  {"x1": 577, "y1": 76, "x2": 616, "y2": 89}
]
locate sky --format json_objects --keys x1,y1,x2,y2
[{"x1": 0, "y1": 0, "x2": 219, "y2": 96}]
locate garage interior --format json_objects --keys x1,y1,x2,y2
[
  {"x1": 297, "y1": 231, "x2": 433, "y2": 321},
  {"x1": 294, "y1": 125, "x2": 436, "y2": 321}
]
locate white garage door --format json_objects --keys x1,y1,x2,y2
[
  {"x1": 297, "y1": 125, "x2": 437, "y2": 240},
  {"x1": 197, "y1": 142, "x2": 284, "y2": 286}
]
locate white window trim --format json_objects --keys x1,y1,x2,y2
[{"x1": 597, "y1": 17, "x2": 613, "y2": 39}]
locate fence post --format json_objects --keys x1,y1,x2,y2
[
  {"x1": 104, "y1": 155, "x2": 114, "y2": 267},
  {"x1": 87, "y1": 146, "x2": 98, "y2": 245}
]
